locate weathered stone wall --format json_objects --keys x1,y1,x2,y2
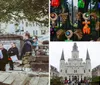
[{"x1": 22, "y1": 44, "x2": 49, "y2": 72}]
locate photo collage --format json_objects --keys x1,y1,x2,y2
[{"x1": 0, "y1": 0, "x2": 100, "y2": 85}]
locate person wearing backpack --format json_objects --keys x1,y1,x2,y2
[
  {"x1": 21, "y1": 32, "x2": 32, "y2": 59},
  {"x1": 0, "y1": 43, "x2": 8, "y2": 71}
]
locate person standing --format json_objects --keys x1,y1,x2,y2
[
  {"x1": 21, "y1": 32, "x2": 32, "y2": 59},
  {"x1": 32, "y1": 36, "x2": 38, "y2": 49},
  {"x1": 0, "y1": 43, "x2": 8, "y2": 71},
  {"x1": 8, "y1": 42, "x2": 19, "y2": 70}
]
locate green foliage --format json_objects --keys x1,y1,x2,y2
[
  {"x1": 91, "y1": 76, "x2": 100, "y2": 83},
  {"x1": 0, "y1": 0, "x2": 48, "y2": 26},
  {"x1": 50, "y1": 77, "x2": 64, "y2": 85}
]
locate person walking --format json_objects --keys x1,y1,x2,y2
[
  {"x1": 8, "y1": 42, "x2": 19, "y2": 70},
  {"x1": 0, "y1": 43, "x2": 8, "y2": 71},
  {"x1": 21, "y1": 32, "x2": 32, "y2": 59}
]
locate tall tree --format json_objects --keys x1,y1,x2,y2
[{"x1": 0, "y1": 0, "x2": 48, "y2": 26}]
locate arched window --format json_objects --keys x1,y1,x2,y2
[
  {"x1": 60, "y1": 69, "x2": 62, "y2": 72},
  {"x1": 84, "y1": 70, "x2": 85, "y2": 73},
  {"x1": 65, "y1": 77, "x2": 67, "y2": 80},
  {"x1": 78, "y1": 76, "x2": 79, "y2": 79},
  {"x1": 74, "y1": 70, "x2": 77, "y2": 73},
  {"x1": 65, "y1": 70, "x2": 67, "y2": 73},
  {"x1": 69, "y1": 76, "x2": 70, "y2": 80},
  {"x1": 81, "y1": 75, "x2": 82, "y2": 79},
  {"x1": 89, "y1": 69, "x2": 90, "y2": 72}
]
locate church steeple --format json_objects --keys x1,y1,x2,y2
[
  {"x1": 60, "y1": 50, "x2": 65, "y2": 60},
  {"x1": 86, "y1": 49, "x2": 90, "y2": 60},
  {"x1": 72, "y1": 43, "x2": 78, "y2": 51}
]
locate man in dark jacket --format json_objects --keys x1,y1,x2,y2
[
  {"x1": 21, "y1": 32, "x2": 32, "y2": 59},
  {"x1": 0, "y1": 43, "x2": 8, "y2": 71},
  {"x1": 8, "y1": 42, "x2": 19, "y2": 70}
]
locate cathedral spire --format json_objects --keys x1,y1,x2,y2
[
  {"x1": 86, "y1": 49, "x2": 90, "y2": 60},
  {"x1": 60, "y1": 50, "x2": 65, "y2": 60},
  {"x1": 72, "y1": 43, "x2": 78, "y2": 51}
]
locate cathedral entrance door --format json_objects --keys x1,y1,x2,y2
[
  {"x1": 73, "y1": 76, "x2": 78, "y2": 82},
  {"x1": 74, "y1": 76, "x2": 77, "y2": 80}
]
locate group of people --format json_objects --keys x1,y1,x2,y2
[
  {"x1": 64, "y1": 79, "x2": 90, "y2": 85},
  {"x1": 0, "y1": 32, "x2": 38, "y2": 71},
  {"x1": 0, "y1": 43, "x2": 19, "y2": 71}
]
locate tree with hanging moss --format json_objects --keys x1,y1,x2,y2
[{"x1": 0, "y1": 0, "x2": 48, "y2": 26}]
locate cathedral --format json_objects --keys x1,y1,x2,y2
[{"x1": 59, "y1": 43, "x2": 92, "y2": 81}]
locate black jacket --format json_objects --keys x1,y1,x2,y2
[
  {"x1": 8, "y1": 47, "x2": 19, "y2": 59},
  {"x1": 21, "y1": 39, "x2": 32, "y2": 58},
  {"x1": 0, "y1": 48, "x2": 8, "y2": 64}
]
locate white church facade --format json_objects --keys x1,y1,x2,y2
[{"x1": 59, "y1": 43, "x2": 92, "y2": 81}]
